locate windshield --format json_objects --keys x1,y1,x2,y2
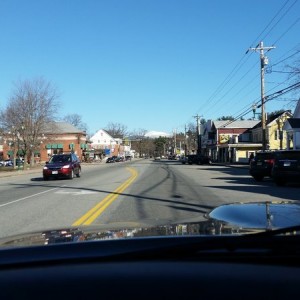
[{"x1": 0, "y1": 0, "x2": 300, "y2": 246}]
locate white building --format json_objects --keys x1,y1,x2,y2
[{"x1": 283, "y1": 100, "x2": 300, "y2": 149}]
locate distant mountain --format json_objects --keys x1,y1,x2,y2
[{"x1": 144, "y1": 131, "x2": 173, "y2": 138}]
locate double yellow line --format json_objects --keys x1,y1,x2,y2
[{"x1": 72, "y1": 167, "x2": 138, "y2": 226}]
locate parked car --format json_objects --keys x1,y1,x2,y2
[
  {"x1": 180, "y1": 156, "x2": 188, "y2": 164},
  {"x1": 249, "y1": 151, "x2": 275, "y2": 181},
  {"x1": 0, "y1": 158, "x2": 24, "y2": 167},
  {"x1": 115, "y1": 156, "x2": 124, "y2": 162},
  {"x1": 106, "y1": 156, "x2": 117, "y2": 163},
  {"x1": 43, "y1": 153, "x2": 81, "y2": 180},
  {"x1": 271, "y1": 150, "x2": 300, "y2": 186},
  {"x1": 187, "y1": 154, "x2": 212, "y2": 165}
]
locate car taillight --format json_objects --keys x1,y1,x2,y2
[{"x1": 264, "y1": 159, "x2": 275, "y2": 165}]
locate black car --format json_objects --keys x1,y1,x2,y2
[
  {"x1": 106, "y1": 156, "x2": 117, "y2": 163},
  {"x1": 187, "y1": 154, "x2": 212, "y2": 165},
  {"x1": 43, "y1": 153, "x2": 81, "y2": 180},
  {"x1": 249, "y1": 151, "x2": 275, "y2": 181},
  {"x1": 271, "y1": 150, "x2": 300, "y2": 186}
]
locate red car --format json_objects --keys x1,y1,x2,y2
[{"x1": 43, "y1": 153, "x2": 81, "y2": 180}]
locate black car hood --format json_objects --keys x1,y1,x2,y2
[{"x1": 1, "y1": 201, "x2": 300, "y2": 248}]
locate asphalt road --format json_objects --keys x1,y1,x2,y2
[{"x1": 0, "y1": 159, "x2": 299, "y2": 238}]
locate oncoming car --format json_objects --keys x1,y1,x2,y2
[{"x1": 43, "y1": 153, "x2": 81, "y2": 180}]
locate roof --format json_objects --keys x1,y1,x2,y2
[
  {"x1": 213, "y1": 120, "x2": 260, "y2": 129},
  {"x1": 44, "y1": 122, "x2": 84, "y2": 134},
  {"x1": 287, "y1": 118, "x2": 300, "y2": 129}
]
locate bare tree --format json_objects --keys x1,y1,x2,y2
[
  {"x1": 0, "y1": 77, "x2": 60, "y2": 166},
  {"x1": 105, "y1": 122, "x2": 128, "y2": 138},
  {"x1": 63, "y1": 114, "x2": 88, "y2": 132}
]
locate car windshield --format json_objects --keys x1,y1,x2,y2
[
  {"x1": 49, "y1": 155, "x2": 71, "y2": 163},
  {"x1": 0, "y1": 0, "x2": 300, "y2": 247},
  {"x1": 255, "y1": 153, "x2": 274, "y2": 160}
]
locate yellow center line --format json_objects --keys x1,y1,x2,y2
[{"x1": 72, "y1": 167, "x2": 138, "y2": 226}]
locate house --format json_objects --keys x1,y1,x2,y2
[
  {"x1": 252, "y1": 110, "x2": 292, "y2": 151},
  {"x1": 283, "y1": 100, "x2": 300, "y2": 150},
  {"x1": 90, "y1": 129, "x2": 126, "y2": 159},
  {"x1": 202, "y1": 120, "x2": 261, "y2": 163}
]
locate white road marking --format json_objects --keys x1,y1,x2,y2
[
  {"x1": 55, "y1": 190, "x2": 97, "y2": 196},
  {"x1": 0, "y1": 186, "x2": 66, "y2": 208}
]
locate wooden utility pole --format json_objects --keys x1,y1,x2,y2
[{"x1": 248, "y1": 41, "x2": 275, "y2": 151}]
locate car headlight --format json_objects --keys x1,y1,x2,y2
[
  {"x1": 62, "y1": 164, "x2": 71, "y2": 169},
  {"x1": 43, "y1": 166, "x2": 48, "y2": 170}
]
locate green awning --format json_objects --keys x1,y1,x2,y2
[
  {"x1": 7, "y1": 150, "x2": 13, "y2": 155},
  {"x1": 17, "y1": 149, "x2": 25, "y2": 155},
  {"x1": 46, "y1": 144, "x2": 52, "y2": 149},
  {"x1": 57, "y1": 144, "x2": 63, "y2": 148}
]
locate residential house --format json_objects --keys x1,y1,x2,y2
[
  {"x1": 252, "y1": 110, "x2": 292, "y2": 150},
  {"x1": 90, "y1": 129, "x2": 127, "y2": 159},
  {"x1": 283, "y1": 100, "x2": 300, "y2": 150}
]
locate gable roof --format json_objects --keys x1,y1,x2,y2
[
  {"x1": 286, "y1": 118, "x2": 300, "y2": 129},
  {"x1": 90, "y1": 129, "x2": 114, "y2": 140},
  {"x1": 293, "y1": 99, "x2": 300, "y2": 118}
]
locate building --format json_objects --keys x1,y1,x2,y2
[
  {"x1": 42, "y1": 122, "x2": 88, "y2": 162},
  {"x1": 1, "y1": 122, "x2": 88, "y2": 164},
  {"x1": 202, "y1": 120, "x2": 261, "y2": 163},
  {"x1": 252, "y1": 110, "x2": 292, "y2": 151},
  {"x1": 90, "y1": 129, "x2": 128, "y2": 159},
  {"x1": 283, "y1": 100, "x2": 300, "y2": 150}
]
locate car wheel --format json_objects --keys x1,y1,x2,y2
[
  {"x1": 76, "y1": 169, "x2": 81, "y2": 178},
  {"x1": 69, "y1": 169, "x2": 74, "y2": 180},
  {"x1": 253, "y1": 176, "x2": 263, "y2": 182}
]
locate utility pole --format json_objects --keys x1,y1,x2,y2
[
  {"x1": 248, "y1": 41, "x2": 275, "y2": 151},
  {"x1": 173, "y1": 128, "x2": 177, "y2": 156},
  {"x1": 193, "y1": 114, "x2": 202, "y2": 154},
  {"x1": 184, "y1": 124, "x2": 188, "y2": 156}
]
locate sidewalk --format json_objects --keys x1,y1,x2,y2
[
  {"x1": 0, "y1": 161, "x2": 105, "y2": 178},
  {"x1": 0, "y1": 165, "x2": 42, "y2": 178},
  {"x1": 213, "y1": 162, "x2": 249, "y2": 169}
]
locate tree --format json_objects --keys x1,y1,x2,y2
[
  {"x1": 0, "y1": 77, "x2": 60, "y2": 166},
  {"x1": 63, "y1": 114, "x2": 88, "y2": 132},
  {"x1": 154, "y1": 136, "x2": 167, "y2": 157},
  {"x1": 217, "y1": 115, "x2": 235, "y2": 121},
  {"x1": 105, "y1": 122, "x2": 128, "y2": 138}
]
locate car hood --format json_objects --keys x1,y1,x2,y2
[
  {"x1": 45, "y1": 162, "x2": 70, "y2": 168},
  {"x1": 1, "y1": 201, "x2": 300, "y2": 248}
]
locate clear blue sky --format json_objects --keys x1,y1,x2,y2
[{"x1": 0, "y1": 0, "x2": 299, "y2": 135}]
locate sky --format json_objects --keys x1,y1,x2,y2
[{"x1": 0, "y1": 0, "x2": 299, "y2": 136}]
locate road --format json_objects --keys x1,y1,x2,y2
[{"x1": 0, "y1": 159, "x2": 299, "y2": 238}]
